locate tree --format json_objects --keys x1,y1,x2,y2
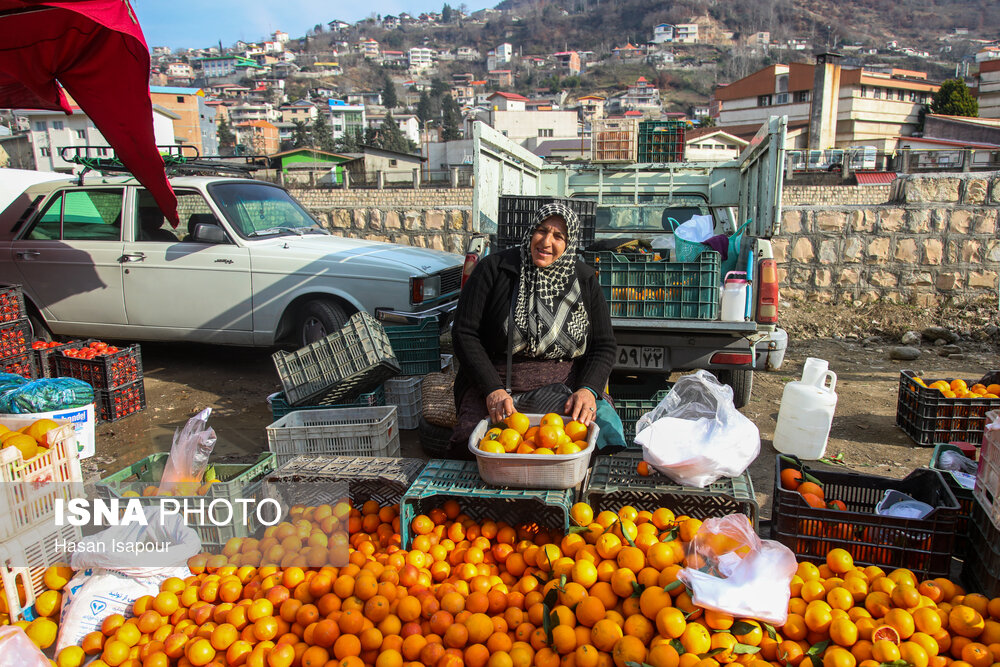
[
  {"x1": 335, "y1": 129, "x2": 363, "y2": 153},
  {"x1": 382, "y1": 75, "x2": 398, "y2": 110},
  {"x1": 417, "y1": 90, "x2": 434, "y2": 124},
  {"x1": 699, "y1": 116, "x2": 716, "y2": 128},
  {"x1": 292, "y1": 120, "x2": 311, "y2": 148},
  {"x1": 376, "y1": 111, "x2": 412, "y2": 154},
  {"x1": 217, "y1": 117, "x2": 236, "y2": 155},
  {"x1": 441, "y1": 3, "x2": 453, "y2": 22},
  {"x1": 441, "y1": 95, "x2": 462, "y2": 141},
  {"x1": 930, "y1": 79, "x2": 978, "y2": 117},
  {"x1": 312, "y1": 114, "x2": 336, "y2": 152}
]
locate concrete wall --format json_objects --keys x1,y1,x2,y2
[{"x1": 292, "y1": 173, "x2": 1000, "y2": 306}]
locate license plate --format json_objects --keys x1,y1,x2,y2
[{"x1": 615, "y1": 345, "x2": 664, "y2": 370}]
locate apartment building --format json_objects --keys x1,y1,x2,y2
[
  {"x1": 456, "y1": 47, "x2": 480, "y2": 61},
  {"x1": 553, "y1": 51, "x2": 582, "y2": 75},
  {"x1": 197, "y1": 55, "x2": 261, "y2": 78},
  {"x1": 382, "y1": 51, "x2": 407, "y2": 66},
  {"x1": 979, "y1": 59, "x2": 1000, "y2": 119},
  {"x1": 359, "y1": 39, "x2": 381, "y2": 60},
  {"x1": 234, "y1": 120, "x2": 279, "y2": 155},
  {"x1": 487, "y1": 70, "x2": 514, "y2": 88},
  {"x1": 279, "y1": 100, "x2": 318, "y2": 124},
  {"x1": 620, "y1": 77, "x2": 661, "y2": 112},
  {"x1": 473, "y1": 94, "x2": 578, "y2": 150},
  {"x1": 149, "y1": 86, "x2": 218, "y2": 155},
  {"x1": 327, "y1": 99, "x2": 366, "y2": 140},
  {"x1": 652, "y1": 24, "x2": 674, "y2": 44},
  {"x1": 228, "y1": 102, "x2": 279, "y2": 125},
  {"x1": 167, "y1": 62, "x2": 194, "y2": 78},
  {"x1": 408, "y1": 47, "x2": 435, "y2": 71},
  {"x1": 487, "y1": 43, "x2": 513, "y2": 71},
  {"x1": 366, "y1": 113, "x2": 421, "y2": 144},
  {"x1": 674, "y1": 24, "x2": 699, "y2": 44},
  {"x1": 713, "y1": 55, "x2": 939, "y2": 150}
]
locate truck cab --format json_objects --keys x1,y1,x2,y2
[{"x1": 466, "y1": 117, "x2": 789, "y2": 407}]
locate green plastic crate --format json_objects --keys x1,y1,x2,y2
[
  {"x1": 590, "y1": 251, "x2": 720, "y2": 319},
  {"x1": 400, "y1": 459, "x2": 574, "y2": 548},
  {"x1": 269, "y1": 386, "x2": 386, "y2": 420},
  {"x1": 385, "y1": 318, "x2": 441, "y2": 375},
  {"x1": 95, "y1": 452, "x2": 277, "y2": 552},
  {"x1": 637, "y1": 120, "x2": 686, "y2": 162},
  {"x1": 613, "y1": 388, "x2": 672, "y2": 445},
  {"x1": 583, "y1": 451, "x2": 758, "y2": 524}
]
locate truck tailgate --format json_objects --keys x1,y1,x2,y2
[{"x1": 610, "y1": 318, "x2": 759, "y2": 333}]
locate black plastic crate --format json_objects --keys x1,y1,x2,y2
[
  {"x1": 269, "y1": 386, "x2": 385, "y2": 421},
  {"x1": 0, "y1": 285, "x2": 25, "y2": 324},
  {"x1": 772, "y1": 456, "x2": 960, "y2": 578},
  {"x1": 0, "y1": 319, "x2": 31, "y2": 359},
  {"x1": 272, "y1": 312, "x2": 401, "y2": 407},
  {"x1": 385, "y1": 317, "x2": 441, "y2": 375},
  {"x1": 496, "y1": 196, "x2": 597, "y2": 252},
  {"x1": 962, "y1": 496, "x2": 1000, "y2": 597},
  {"x1": 32, "y1": 339, "x2": 90, "y2": 378},
  {"x1": 930, "y1": 443, "x2": 976, "y2": 558},
  {"x1": 0, "y1": 352, "x2": 36, "y2": 379},
  {"x1": 896, "y1": 370, "x2": 1000, "y2": 446},
  {"x1": 95, "y1": 379, "x2": 146, "y2": 422},
  {"x1": 583, "y1": 451, "x2": 758, "y2": 524},
  {"x1": 53, "y1": 344, "x2": 143, "y2": 390}
]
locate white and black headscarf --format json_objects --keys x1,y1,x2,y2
[{"x1": 509, "y1": 202, "x2": 590, "y2": 359}]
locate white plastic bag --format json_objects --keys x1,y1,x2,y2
[
  {"x1": 677, "y1": 514, "x2": 797, "y2": 625},
  {"x1": 0, "y1": 626, "x2": 50, "y2": 667},
  {"x1": 634, "y1": 370, "x2": 760, "y2": 487},
  {"x1": 55, "y1": 510, "x2": 201, "y2": 653},
  {"x1": 160, "y1": 407, "x2": 216, "y2": 494},
  {"x1": 674, "y1": 214, "x2": 715, "y2": 243}
]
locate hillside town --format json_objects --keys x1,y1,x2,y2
[{"x1": 3, "y1": 5, "x2": 1000, "y2": 183}]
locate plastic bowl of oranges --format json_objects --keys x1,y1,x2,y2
[{"x1": 468, "y1": 411, "x2": 599, "y2": 489}]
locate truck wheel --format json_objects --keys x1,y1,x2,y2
[
  {"x1": 716, "y1": 369, "x2": 753, "y2": 408},
  {"x1": 296, "y1": 300, "x2": 347, "y2": 348},
  {"x1": 27, "y1": 311, "x2": 52, "y2": 342}
]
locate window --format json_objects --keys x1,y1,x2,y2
[
  {"x1": 389, "y1": 159, "x2": 398, "y2": 166},
  {"x1": 757, "y1": 94, "x2": 772, "y2": 107},
  {"x1": 34, "y1": 121, "x2": 46, "y2": 132},
  {"x1": 897, "y1": 89, "x2": 905, "y2": 101},
  {"x1": 27, "y1": 189, "x2": 123, "y2": 241},
  {"x1": 99, "y1": 148, "x2": 109, "y2": 156},
  {"x1": 859, "y1": 86, "x2": 867, "y2": 97},
  {"x1": 39, "y1": 147, "x2": 50, "y2": 157},
  {"x1": 795, "y1": 91, "x2": 810, "y2": 103},
  {"x1": 52, "y1": 121, "x2": 64, "y2": 130},
  {"x1": 538, "y1": 128, "x2": 554, "y2": 137},
  {"x1": 134, "y1": 189, "x2": 181, "y2": 242},
  {"x1": 775, "y1": 93, "x2": 789, "y2": 104},
  {"x1": 76, "y1": 130, "x2": 86, "y2": 139},
  {"x1": 714, "y1": 144, "x2": 726, "y2": 150},
  {"x1": 176, "y1": 96, "x2": 185, "y2": 103},
  {"x1": 873, "y1": 88, "x2": 882, "y2": 99}
]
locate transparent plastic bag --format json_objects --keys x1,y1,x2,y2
[
  {"x1": 0, "y1": 377, "x2": 94, "y2": 413},
  {"x1": 677, "y1": 514, "x2": 797, "y2": 625},
  {"x1": 159, "y1": 407, "x2": 216, "y2": 494},
  {"x1": 938, "y1": 450, "x2": 977, "y2": 475},
  {"x1": 633, "y1": 370, "x2": 760, "y2": 487},
  {"x1": 0, "y1": 625, "x2": 50, "y2": 667}
]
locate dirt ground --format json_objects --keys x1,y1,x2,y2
[{"x1": 83, "y1": 296, "x2": 1000, "y2": 520}]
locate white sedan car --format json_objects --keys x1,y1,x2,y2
[{"x1": 0, "y1": 172, "x2": 463, "y2": 347}]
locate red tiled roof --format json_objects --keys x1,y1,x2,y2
[
  {"x1": 488, "y1": 91, "x2": 528, "y2": 101},
  {"x1": 855, "y1": 171, "x2": 897, "y2": 186}
]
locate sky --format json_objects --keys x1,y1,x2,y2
[{"x1": 133, "y1": 0, "x2": 497, "y2": 51}]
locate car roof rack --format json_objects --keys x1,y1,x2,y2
[{"x1": 59, "y1": 145, "x2": 270, "y2": 183}]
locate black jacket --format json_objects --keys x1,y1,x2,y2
[{"x1": 452, "y1": 247, "x2": 617, "y2": 403}]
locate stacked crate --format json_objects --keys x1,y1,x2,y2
[
  {"x1": 965, "y1": 410, "x2": 1000, "y2": 595},
  {"x1": 384, "y1": 318, "x2": 442, "y2": 430},
  {"x1": 637, "y1": 119, "x2": 686, "y2": 163},
  {"x1": 496, "y1": 196, "x2": 597, "y2": 252},
  {"x1": 0, "y1": 285, "x2": 35, "y2": 378},
  {"x1": 53, "y1": 344, "x2": 145, "y2": 422},
  {"x1": 591, "y1": 118, "x2": 639, "y2": 163}
]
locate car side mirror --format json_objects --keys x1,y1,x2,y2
[{"x1": 193, "y1": 223, "x2": 227, "y2": 244}]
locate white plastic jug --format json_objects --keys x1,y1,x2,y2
[
  {"x1": 772, "y1": 357, "x2": 838, "y2": 460},
  {"x1": 720, "y1": 271, "x2": 748, "y2": 322}
]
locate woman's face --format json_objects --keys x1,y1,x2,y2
[{"x1": 530, "y1": 216, "x2": 568, "y2": 268}]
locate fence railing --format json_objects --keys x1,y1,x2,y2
[
  {"x1": 785, "y1": 147, "x2": 1000, "y2": 180},
  {"x1": 273, "y1": 166, "x2": 474, "y2": 190}
]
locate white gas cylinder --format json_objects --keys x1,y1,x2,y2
[{"x1": 772, "y1": 357, "x2": 838, "y2": 460}]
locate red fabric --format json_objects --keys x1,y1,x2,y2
[{"x1": 0, "y1": 0, "x2": 178, "y2": 224}]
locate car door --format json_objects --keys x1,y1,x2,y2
[
  {"x1": 11, "y1": 187, "x2": 127, "y2": 328},
  {"x1": 122, "y1": 188, "x2": 253, "y2": 342}
]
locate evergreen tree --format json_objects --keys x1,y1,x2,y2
[
  {"x1": 417, "y1": 90, "x2": 434, "y2": 124},
  {"x1": 699, "y1": 116, "x2": 716, "y2": 128},
  {"x1": 442, "y1": 95, "x2": 462, "y2": 141},
  {"x1": 930, "y1": 79, "x2": 978, "y2": 117},
  {"x1": 335, "y1": 129, "x2": 363, "y2": 153},
  {"x1": 312, "y1": 114, "x2": 336, "y2": 152},
  {"x1": 292, "y1": 120, "x2": 311, "y2": 148},
  {"x1": 377, "y1": 111, "x2": 411, "y2": 154},
  {"x1": 382, "y1": 75, "x2": 398, "y2": 110},
  {"x1": 217, "y1": 117, "x2": 236, "y2": 155},
  {"x1": 441, "y1": 3, "x2": 453, "y2": 22}
]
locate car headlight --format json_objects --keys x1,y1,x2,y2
[{"x1": 411, "y1": 275, "x2": 441, "y2": 304}]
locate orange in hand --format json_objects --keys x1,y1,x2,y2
[
  {"x1": 565, "y1": 420, "x2": 587, "y2": 441},
  {"x1": 504, "y1": 412, "x2": 530, "y2": 435}
]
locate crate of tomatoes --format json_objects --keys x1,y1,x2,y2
[
  {"x1": 52, "y1": 341, "x2": 143, "y2": 390},
  {"x1": 31, "y1": 339, "x2": 89, "y2": 378}
]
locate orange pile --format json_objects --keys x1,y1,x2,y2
[
  {"x1": 913, "y1": 378, "x2": 1000, "y2": 400},
  {"x1": 478, "y1": 412, "x2": 589, "y2": 456},
  {"x1": 779, "y1": 468, "x2": 846, "y2": 511}
]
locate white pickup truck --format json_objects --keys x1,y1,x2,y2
[{"x1": 465, "y1": 117, "x2": 789, "y2": 407}]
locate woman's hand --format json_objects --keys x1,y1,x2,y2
[
  {"x1": 564, "y1": 388, "x2": 597, "y2": 426},
  {"x1": 486, "y1": 389, "x2": 514, "y2": 425}
]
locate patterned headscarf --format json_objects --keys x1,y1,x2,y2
[{"x1": 509, "y1": 202, "x2": 590, "y2": 359}]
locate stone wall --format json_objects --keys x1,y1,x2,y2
[
  {"x1": 774, "y1": 173, "x2": 1000, "y2": 306},
  {"x1": 782, "y1": 184, "x2": 893, "y2": 206}
]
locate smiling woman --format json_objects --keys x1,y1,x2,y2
[{"x1": 449, "y1": 202, "x2": 623, "y2": 456}]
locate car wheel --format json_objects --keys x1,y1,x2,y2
[
  {"x1": 715, "y1": 369, "x2": 753, "y2": 409},
  {"x1": 296, "y1": 300, "x2": 348, "y2": 348},
  {"x1": 27, "y1": 311, "x2": 52, "y2": 343}
]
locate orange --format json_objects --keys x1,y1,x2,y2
[
  {"x1": 612, "y1": 635, "x2": 647, "y2": 667},
  {"x1": 591, "y1": 619, "x2": 623, "y2": 652},
  {"x1": 872, "y1": 640, "x2": 900, "y2": 663},
  {"x1": 962, "y1": 642, "x2": 992, "y2": 667},
  {"x1": 826, "y1": 548, "x2": 854, "y2": 574},
  {"x1": 951, "y1": 605, "x2": 986, "y2": 638},
  {"x1": 780, "y1": 468, "x2": 803, "y2": 491},
  {"x1": 505, "y1": 412, "x2": 530, "y2": 435},
  {"x1": 797, "y1": 481, "x2": 824, "y2": 499}
]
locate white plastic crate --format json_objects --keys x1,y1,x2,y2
[
  {"x1": 0, "y1": 417, "x2": 84, "y2": 541},
  {"x1": 385, "y1": 376, "x2": 422, "y2": 430},
  {"x1": 267, "y1": 406, "x2": 400, "y2": 465},
  {"x1": 0, "y1": 522, "x2": 80, "y2": 622},
  {"x1": 468, "y1": 414, "x2": 598, "y2": 489},
  {"x1": 975, "y1": 410, "x2": 1000, "y2": 526}
]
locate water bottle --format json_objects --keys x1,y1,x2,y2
[
  {"x1": 772, "y1": 357, "x2": 838, "y2": 460},
  {"x1": 720, "y1": 272, "x2": 748, "y2": 322}
]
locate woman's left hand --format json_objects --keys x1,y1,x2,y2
[{"x1": 564, "y1": 389, "x2": 597, "y2": 426}]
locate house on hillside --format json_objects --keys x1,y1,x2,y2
[
  {"x1": 652, "y1": 24, "x2": 674, "y2": 44},
  {"x1": 553, "y1": 51, "x2": 582, "y2": 74},
  {"x1": 149, "y1": 86, "x2": 218, "y2": 155},
  {"x1": 488, "y1": 70, "x2": 514, "y2": 88},
  {"x1": 268, "y1": 147, "x2": 358, "y2": 184},
  {"x1": 619, "y1": 77, "x2": 661, "y2": 113},
  {"x1": 978, "y1": 59, "x2": 1000, "y2": 119},
  {"x1": 684, "y1": 128, "x2": 748, "y2": 161}
]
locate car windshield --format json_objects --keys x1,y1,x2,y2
[{"x1": 209, "y1": 182, "x2": 326, "y2": 237}]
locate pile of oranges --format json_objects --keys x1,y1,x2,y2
[
  {"x1": 913, "y1": 378, "x2": 1000, "y2": 400},
  {"x1": 478, "y1": 412, "x2": 589, "y2": 456},
  {"x1": 779, "y1": 467, "x2": 846, "y2": 511},
  {"x1": 0, "y1": 417, "x2": 63, "y2": 462},
  {"x1": 8, "y1": 492, "x2": 1000, "y2": 667}
]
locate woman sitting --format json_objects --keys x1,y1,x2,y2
[{"x1": 449, "y1": 202, "x2": 619, "y2": 456}]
